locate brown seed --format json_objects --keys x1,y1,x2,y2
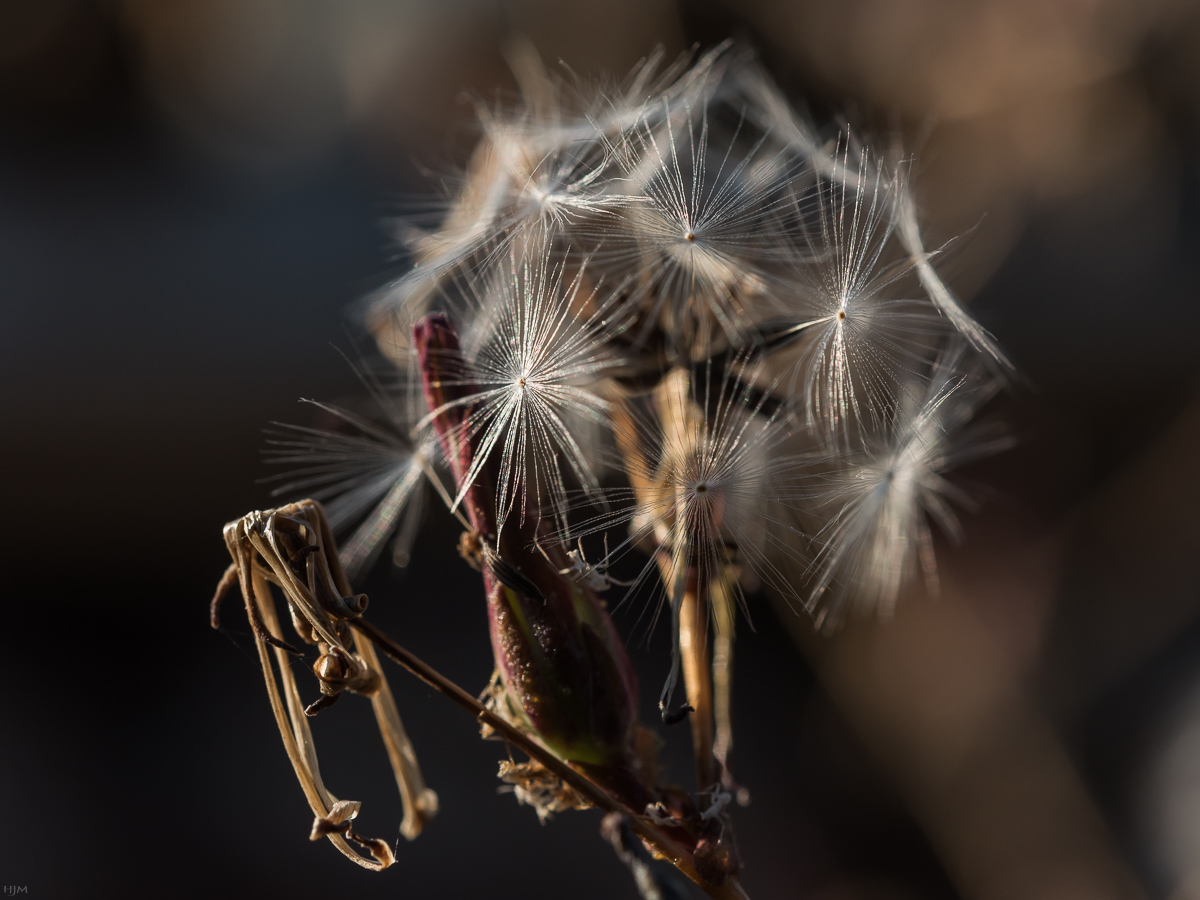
[{"x1": 314, "y1": 653, "x2": 346, "y2": 682}]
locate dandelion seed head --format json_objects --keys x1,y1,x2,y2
[
  {"x1": 233, "y1": 43, "x2": 1028, "y2": 886},
  {"x1": 354, "y1": 41, "x2": 1013, "y2": 630}
]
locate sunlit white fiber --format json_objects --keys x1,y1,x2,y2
[
  {"x1": 264, "y1": 395, "x2": 433, "y2": 578},
  {"x1": 891, "y1": 174, "x2": 1013, "y2": 370},
  {"x1": 805, "y1": 343, "x2": 1010, "y2": 626},
  {"x1": 730, "y1": 62, "x2": 842, "y2": 181},
  {"x1": 422, "y1": 243, "x2": 630, "y2": 532},
  {"x1": 338, "y1": 41, "x2": 1013, "y2": 624},
  {"x1": 611, "y1": 101, "x2": 809, "y2": 350},
  {"x1": 370, "y1": 129, "x2": 620, "y2": 325},
  {"x1": 766, "y1": 146, "x2": 951, "y2": 441},
  {"x1": 365, "y1": 44, "x2": 735, "y2": 330}
]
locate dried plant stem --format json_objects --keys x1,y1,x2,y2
[
  {"x1": 251, "y1": 567, "x2": 392, "y2": 869},
  {"x1": 324, "y1": 534, "x2": 439, "y2": 840},
  {"x1": 681, "y1": 581, "x2": 716, "y2": 789},
  {"x1": 350, "y1": 617, "x2": 751, "y2": 900},
  {"x1": 660, "y1": 528, "x2": 692, "y2": 719},
  {"x1": 602, "y1": 812, "x2": 694, "y2": 900},
  {"x1": 710, "y1": 577, "x2": 737, "y2": 776},
  {"x1": 351, "y1": 633, "x2": 439, "y2": 839},
  {"x1": 609, "y1": 397, "x2": 658, "y2": 500},
  {"x1": 665, "y1": 368, "x2": 718, "y2": 788},
  {"x1": 222, "y1": 502, "x2": 437, "y2": 868}
]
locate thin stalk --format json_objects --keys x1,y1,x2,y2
[
  {"x1": 352, "y1": 633, "x2": 439, "y2": 839},
  {"x1": 711, "y1": 574, "x2": 736, "y2": 778},
  {"x1": 659, "y1": 527, "x2": 692, "y2": 720},
  {"x1": 323, "y1": 513, "x2": 439, "y2": 840},
  {"x1": 252, "y1": 569, "x2": 391, "y2": 870},
  {"x1": 350, "y1": 617, "x2": 751, "y2": 900},
  {"x1": 679, "y1": 575, "x2": 715, "y2": 789}
]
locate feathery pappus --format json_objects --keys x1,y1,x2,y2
[
  {"x1": 216, "y1": 40, "x2": 1022, "y2": 897},
  {"x1": 278, "y1": 39, "x2": 1012, "y2": 646},
  {"x1": 237, "y1": 42, "x2": 1017, "y2": 892},
  {"x1": 802, "y1": 341, "x2": 1012, "y2": 628},
  {"x1": 262, "y1": 358, "x2": 435, "y2": 580}
]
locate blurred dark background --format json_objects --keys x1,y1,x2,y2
[{"x1": 2, "y1": 1, "x2": 1200, "y2": 898}]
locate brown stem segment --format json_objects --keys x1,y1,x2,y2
[
  {"x1": 680, "y1": 580, "x2": 716, "y2": 789},
  {"x1": 711, "y1": 578, "x2": 737, "y2": 780},
  {"x1": 350, "y1": 617, "x2": 750, "y2": 900}
]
